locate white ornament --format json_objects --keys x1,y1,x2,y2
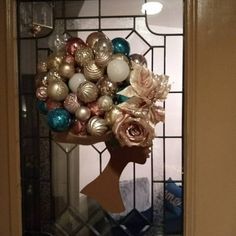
[
  {"x1": 107, "y1": 59, "x2": 130, "y2": 83},
  {"x1": 68, "y1": 73, "x2": 86, "y2": 93}
]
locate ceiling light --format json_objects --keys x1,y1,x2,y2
[{"x1": 141, "y1": 2, "x2": 163, "y2": 15}]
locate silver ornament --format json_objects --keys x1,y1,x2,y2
[
  {"x1": 75, "y1": 106, "x2": 91, "y2": 121},
  {"x1": 87, "y1": 116, "x2": 108, "y2": 136},
  {"x1": 77, "y1": 81, "x2": 98, "y2": 103},
  {"x1": 97, "y1": 95, "x2": 113, "y2": 112}
]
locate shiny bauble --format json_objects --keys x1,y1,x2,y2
[
  {"x1": 83, "y1": 60, "x2": 104, "y2": 82},
  {"x1": 105, "y1": 106, "x2": 122, "y2": 126},
  {"x1": 46, "y1": 99, "x2": 63, "y2": 110},
  {"x1": 48, "y1": 33, "x2": 65, "y2": 52},
  {"x1": 64, "y1": 93, "x2": 80, "y2": 114},
  {"x1": 63, "y1": 55, "x2": 75, "y2": 65},
  {"x1": 59, "y1": 62, "x2": 75, "y2": 79},
  {"x1": 37, "y1": 100, "x2": 48, "y2": 114},
  {"x1": 72, "y1": 120, "x2": 87, "y2": 135},
  {"x1": 97, "y1": 95, "x2": 113, "y2": 112},
  {"x1": 87, "y1": 116, "x2": 108, "y2": 136},
  {"x1": 68, "y1": 73, "x2": 86, "y2": 93},
  {"x1": 86, "y1": 31, "x2": 108, "y2": 49},
  {"x1": 47, "y1": 81, "x2": 69, "y2": 102},
  {"x1": 36, "y1": 86, "x2": 48, "y2": 101},
  {"x1": 107, "y1": 59, "x2": 130, "y2": 83},
  {"x1": 75, "y1": 47, "x2": 94, "y2": 66},
  {"x1": 111, "y1": 53, "x2": 129, "y2": 63},
  {"x1": 112, "y1": 37, "x2": 130, "y2": 56},
  {"x1": 35, "y1": 72, "x2": 48, "y2": 88},
  {"x1": 47, "y1": 108, "x2": 71, "y2": 132},
  {"x1": 96, "y1": 76, "x2": 118, "y2": 97},
  {"x1": 87, "y1": 101, "x2": 104, "y2": 116},
  {"x1": 47, "y1": 70, "x2": 64, "y2": 84},
  {"x1": 66, "y1": 37, "x2": 86, "y2": 56},
  {"x1": 77, "y1": 81, "x2": 98, "y2": 103},
  {"x1": 47, "y1": 52, "x2": 64, "y2": 71},
  {"x1": 95, "y1": 51, "x2": 112, "y2": 68},
  {"x1": 37, "y1": 61, "x2": 48, "y2": 73},
  {"x1": 75, "y1": 106, "x2": 91, "y2": 121},
  {"x1": 130, "y1": 53, "x2": 147, "y2": 67}
]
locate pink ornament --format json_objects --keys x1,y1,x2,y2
[
  {"x1": 46, "y1": 99, "x2": 62, "y2": 110},
  {"x1": 87, "y1": 101, "x2": 104, "y2": 117},
  {"x1": 66, "y1": 37, "x2": 86, "y2": 56},
  {"x1": 72, "y1": 120, "x2": 87, "y2": 135},
  {"x1": 64, "y1": 93, "x2": 80, "y2": 113},
  {"x1": 36, "y1": 86, "x2": 48, "y2": 101}
]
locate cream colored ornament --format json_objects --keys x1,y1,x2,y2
[
  {"x1": 75, "y1": 47, "x2": 94, "y2": 66},
  {"x1": 77, "y1": 81, "x2": 98, "y2": 103},
  {"x1": 47, "y1": 81, "x2": 69, "y2": 102},
  {"x1": 97, "y1": 95, "x2": 113, "y2": 112},
  {"x1": 87, "y1": 116, "x2": 108, "y2": 136},
  {"x1": 75, "y1": 106, "x2": 91, "y2": 121},
  {"x1": 83, "y1": 60, "x2": 104, "y2": 82},
  {"x1": 68, "y1": 73, "x2": 86, "y2": 93},
  {"x1": 59, "y1": 62, "x2": 75, "y2": 79},
  {"x1": 105, "y1": 106, "x2": 122, "y2": 126},
  {"x1": 111, "y1": 53, "x2": 129, "y2": 63}
]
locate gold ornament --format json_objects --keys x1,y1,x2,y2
[
  {"x1": 47, "y1": 53, "x2": 64, "y2": 71},
  {"x1": 75, "y1": 106, "x2": 91, "y2": 121},
  {"x1": 47, "y1": 70, "x2": 64, "y2": 84},
  {"x1": 105, "y1": 106, "x2": 122, "y2": 126},
  {"x1": 97, "y1": 76, "x2": 118, "y2": 97},
  {"x1": 83, "y1": 60, "x2": 104, "y2": 82},
  {"x1": 97, "y1": 95, "x2": 113, "y2": 112},
  {"x1": 47, "y1": 81, "x2": 69, "y2": 102},
  {"x1": 86, "y1": 31, "x2": 107, "y2": 49},
  {"x1": 35, "y1": 72, "x2": 48, "y2": 88},
  {"x1": 77, "y1": 81, "x2": 98, "y2": 103},
  {"x1": 37, "y1": 61, "x2": 48, "y2": 73},
  {"x1": 75, "y1": 47, "x2": 94, "y2": 66},
  {"x1": 59, "y1": 62, "x2": 75, "y2": 79},
  {"x1": 87, "y1": 116, "x2": 108, "y2": 136},
  {"x1": 95, "y1": 51, "x2": 112, "y2": 68}
]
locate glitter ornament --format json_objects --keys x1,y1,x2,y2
[
  {"x1": 86, "y1": 31, "x2": 107, "y2": 49},
  {"x1": 75, "y1": 106, "x2": 91, "y2": 121},
  {"x1": 112, "y1": 37, "x2": 130, "y2": 56},
  {"x1": 37, "y1": 61, "x2": 48, "y2": 73},
  {"x1": 47, "y1": 52, "x2": 64, "y2": 71},
  {"x1": 66, "y1": 37, "x2": 86, "y2": 56},
  {"x1": 35, "y1": 72, "x2": 48, "y2": 88},
  {"x1": 47, "y1": 108, "x2": 71, "y2": 132},
  {"x1": 64, "y1": 93, "x2": 80, "y2": 113},
  {"x1": 36, "y1": 86, "x2": 48, "y2": 101},
  {"x1": 68, "y1": 73, "x2": 86, "y2": 93},
  {"x1": 97, "y1": 76, "x2": 118, "y2": 97},
  {"x1": 63, "y1": 55, "x2": 75, "y2": 65},
  {"x1": 83, "y1": 60, "x2": 104, "y2": 82},
  {"x1": 87, "y1": 102, "x2": 104, "y2": 116},
  {"x1": 77, "y1": 81, "x2": 98, "y2": 103},
  {"x1": 47, "y1": 81, "x2": 69, "y2": 102},
  {"x1": 47, "y1": 70, "x2": 64, "y2": 84},
  {"x1": 59, "y1": 62, "x2": 75, "y2": 79},
  {"x1": 130, "y1": 53, "x2": 147, "y2": 67},
  {"x1": 107, "y1": 59, "x2": 130, "y2": 83},
  {"x1": 97, "y1": 95, "x2": 113, "y2": 112},
  {"x1": 87, "y1": 116, "x2": 108, "y2": 136},
  {"x1": 75, "y1": 47, "x2": 94, "y2": 66}
]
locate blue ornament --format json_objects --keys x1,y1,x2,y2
[
  {"x1": 47, "y1": 108, "x2": 71, "y2": 132},
  {"x1": 112, "y1": 37, "x2": 130, "y2": 56},
  {"x1": 116, "y1": 94, "x2": 129, "y2": 104},
  {"x1": 37, "y1": 100, "x2": 48, "y2": 115}
]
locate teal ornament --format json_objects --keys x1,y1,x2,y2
[
  {"x1": 116, "y1": 94, "x2": 129, "y2": 104},
  {"x1": 112, "y1": 37, "x2": 130, "y2": 56},
  {"x1": 37, "y1": 100, "x2": 48, "y2": 115},
  {"x1": 47, "y1": 108, "x2": 71, "y2": 132}
]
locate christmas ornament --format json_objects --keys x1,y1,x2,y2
[
  {"x1": 47, "y1": 81, "x2": 69, "y2": 102},
  {"x1": 72, "y1": 120, "x2": 87, "y2": 135},
  {"x1": 97, "y1": 76, "x2": 118, "y2": 97},
  {"x1": 37, "y1": 100, "x2": 48, "y2": 114},
  {"x1": 64, "y1": 93, "x2": 81, "y2": 114},
  {"x1": 66, "y1": 37, "x2": 86, "y2": 56},
  {"x1": 93, "y1": 37, "x2": 113, "y2": 55},
  {"x1": 75, "y1": 106, "x2": 91, "y2": 121},
  {"x1": 77, "y1": 81, "x2": 98, "y2": 103},
  {"x1": 46, "y1": 99, "x2": 62, "y2": 110},
  {"x1": 107, "y1": 59, "x2": 130, "y2": 83},
  {"x1": 87, "y1": 102, "x2": 104, "y2": 116},
  {"x1": 59, "y1": 62, "x2": 75, "y2": 79},
  {"x1": 111, "y1": 53, "x2": 129, "y2": 63},
  {"x1": 97, "y1": 95, "x2": 113, "y2": 112},
  {"x1": 47, "y1": 108, "x2": 71, "y2": 132},
  {"x1": 63, "y1": 55, "x2": 75, "y2": 65},
  {"x1": 130, "y1": 53, "x2": 147, "y2": 67},
  {"x1": 83, "y1": 60, "x2": 104, "y2": 82},
  {"x1": 104, "y1": 106, "x2": 122, "y2": 126},
  {"x1": 86, "y1": 31, "x2": 107, "y2": 49},
  {"x1": 37, "y1": 61, "x2": 48, "y2": 73},
  {"x1": 87, "y1": 116, "x2": 108, "y2": 136},
  {"x1": 48, "y1": 33, "x2": 65, "y2": 52},
  {"x1": 35, "y1": 72, "x2": 48, "y2": 88},
  {"x1": 47, "y1": 52, "x2": 64, "y2": 71},
  {"x1": 68, "y1": 73, "x2": 86, "y2": 93},
  {"x1": 36, "y1": 86, "x2": 48, "y2": 101},
  {"x1": 112, "y1": 37, "x2": 130, "y2": 56},
  {"x1": 75, "y1": 47, "x2": 94, "y2": 66},
  {"x1": 47, "y1": 70, "x2": 64, "y2": 84}
]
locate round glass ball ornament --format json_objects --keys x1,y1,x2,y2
[
  {"x1": 68, "y1": 73, "x2": 86, "y2": 93},
  {"x1": 75, "y1": 47, "x2": 94, "y2": 66},
  {"x1": 107, "y1": 59, "x2": 130, "y2": 83},
  {"x1": 86, "y1": 31, "x2": 108, "y2": 49},
  {"x1": 47, "y1": 108, "x2": 71, "y2": 132},
  {"x1": 75, "y1": 106, "x2": 91, "y2": 121},
  {"x1": 112, "y1": 37, "x2": 130, "y2": 56},
  {"x1": 87, "y1": 116, "x2": 108, "y2": 136},
  {"x1": 77, "y1": 81, "x2": 98, "y2": 103},
  {"x1": 66, "y1": 37, "x2": 86, "y2": 56},
  {"x1": 59, "y1": 62, "x2": 75, "y2": 79},
  {"x1": 130, "y1": 53, "x2": 147, "y2": 67},
  {"x1": 97, "y1": 95, "x2": 113, "y2": 112},
  {"x1": 47, "y1": 81, "x2": 69, "y2": 102},
  {"x1": 37, "y1": 100, "x2": 48, "y2": 115}
]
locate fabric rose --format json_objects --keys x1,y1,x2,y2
[
  {"x1": 148, "y1": 105, "x2": 165, "y2": 125},
  {"x1": 112, "y1": 113, "x2": 155, "y2": 147}
]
